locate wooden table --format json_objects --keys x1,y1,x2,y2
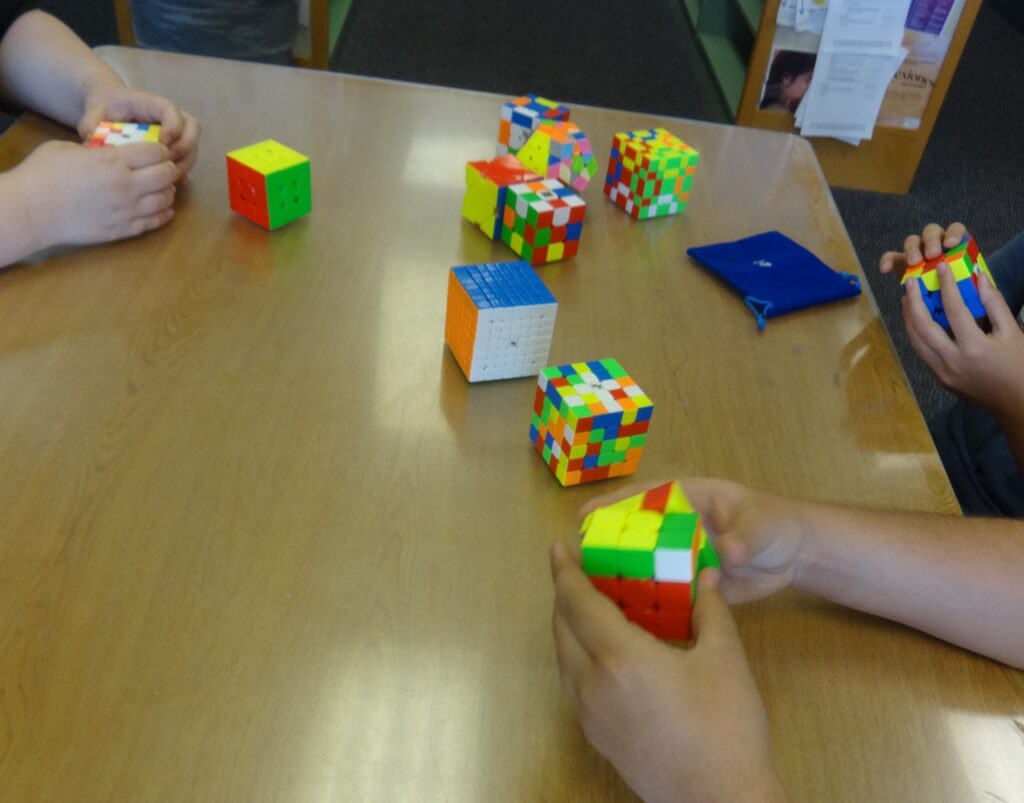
[{"x1": 0, "y1": 47, "x2": 1020, "y2": 802}]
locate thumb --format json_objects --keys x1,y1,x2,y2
[
  {"x1": 78, "y1": 106, "x2": 104, "y2": 140},
  {"x1": 691, "y1": 569, "x2": 742, "y2": 651}
]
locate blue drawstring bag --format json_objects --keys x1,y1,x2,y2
[{"x1": 686, "y1": 231, "x2": 862, "y2": 330}]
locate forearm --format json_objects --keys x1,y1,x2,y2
[
  {"x1": 0, "y1": 11, "x2": 124, "y2": 128},
  {"x1": 793, "y1": 502, "x2": 1024, "y2": 668},
  {"x1": 0, "y1": 167, "x2": 44, "y2": 267}
]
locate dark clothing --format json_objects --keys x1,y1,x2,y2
[
  {"x1": 929, "y1": 229, "x2": 1024, "y2": 517},
  {"x1": 130, "y1": 0, "x2": 298, "y2": 65},
  {"x1": 0, "y1": 0, "x2": 37, "y2": 40}
]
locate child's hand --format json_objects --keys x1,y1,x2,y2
[
  {"x1": 78, "y1": 87, "x2": 200, "y2": 178},
  {"x1": 903, "y1": 264, "x2": 1024, "y2": 419},
  {"x1": 879, "y1": 222, "x2": 968, "y2": 275},
  {"x1": 15, "y1": 140, "x2": 180, "y2": 248},
  {"x1": 581, "y1": 479, "x2": 808, "y2": 605},
  {"x1": 550, "y1": 544, "x2": 787, "y2": 803}
]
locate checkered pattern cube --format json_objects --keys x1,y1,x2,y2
[
  {"x1": 226, "y1": 140, "x2": 311, "y2": 230},
  {"x1": 605, "y1": 128, "x2": 700, "y2": 220},
  {"x1": 529, "y1": 358, "x2": 653, "y2": 486},
  {"x1": 501, "y1": 179, "x2": 586, "y2": 266},
  {"x1": 86, "y1": 122, "x2": 161, "y2": 148},
  {"x1": 462, "y1": 155, "x2": 542, "y2": 240},
  {"x1": 580, "y1": 482, "x2": 721, "y2": 641},
  {"x1": 497, "y1": 94, "x2": 571, "y2": 156},
  {"x1": 516, "y1": 121, "x2": 598, "y2": 192},
  {"x1": 900, "y1": 235, "x2": 996, "y2": 329},
  {"x1": 444, "y1": 261, "x2": 557, "y2": 382}
]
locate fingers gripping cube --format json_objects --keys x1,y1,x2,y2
[
  {"x1": 580, "y1": 481, "x2": 721, "y2": 641},
  {"x1": 226, "y1": 140, "x2": 311, "y2": 230},
  {"x1": 444, "y1": 261, "x2": 558, "y2": 382},
  {"x1": 497, "y1": 94, "x2": 571, "y2": 157},
  {"x1": 86, "y1": 122, "x2": 161, "y2": 148},
  {"x1": 900, "y1": 235, "x2": 995, "y2": 329},
  {"x1": 605, "y1": 128, "x2": 700, "y2": 220},
  {"x1": 529, "y1": 359, "x2": 653, "y2": 486}
]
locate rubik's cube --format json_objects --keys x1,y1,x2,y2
[
  {"x1": 226, "y1": 139, "x2": 311, "y2": 230},
  {"x1": 530, "y1": 358, "x2": 653, "y2": 486},
  {"x1": 580, "y1": 481, "x2": 720, "y2": 640},
  {"x1": 605, "y1": 128, "x2": 700, "y2": 220},
  {"x1": 501, "y1": 179, "x2": 586, "y2": 266},
  {"x1": 516, "y1": 121, "x2": 598, "y2": 192},
  {"x1": 900, "y1": 235, "x2": 996, "y2": 329},
  {"x1": 462, "y1": 155, "x2": 542, "y2": 240},
  {"x1": 445, "y1": 261, "x2": 557, "y2": 382},
  {"x1": 498, "y1": 94, "x2": 571, "y2": 157},
  {"x1": 86, "y1": 121, "x2": 161, "y2": 148}
]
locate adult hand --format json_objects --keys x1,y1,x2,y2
[
  {"x1": 580, "y1": 478, "x2": 808, "y2": 605},
  {"x1": 15, "y1": 140, "x2": 180, "y2": 248},
  {"x1": 78, "y1": 87, "x2": 200, "y2": 177},
  {"x1": 550, "y1": 543, "x2": 786, "y2": 802}
]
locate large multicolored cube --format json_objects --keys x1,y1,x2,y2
[
  {"x1": 86, "y1": 121, "x2": 161, "y2": 148},
  {"x1": 900, "y1": 235, "x2": 996, "y2": 329},
  {"x1": 530, "y1": 358, "x2": 653, "y2": 486},
  {"x1": 462, "y1": 155, "x2": 542, "y2": 240},
  {"x1": 497, "y1": 94, "x2": 571, "y2": 156},
  {"x1": 445, "y1": 261, "x2": 557, "y2": 382},
  {"x1": 580, "y1": 481, "x2": 720, "y2": 641},
  {"x1": 501, "y1": 179, "x2": 585, "y2": 266},
  {"x1": 516, "y1": 121, "x2": 598, "y2": 192},
  {"x1": 605, "y1": 128, "x2": 700, "y2": 220},
  {"x1": 226, "y1": 140, "x2": 311, "y2": 230}
]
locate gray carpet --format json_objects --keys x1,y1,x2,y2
[{"x1": 5, "y1": 0, "x2": 1024, "y2": 419}]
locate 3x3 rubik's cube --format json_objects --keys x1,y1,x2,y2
[
  {"x1": 900, "y1": 235, "x2": 995, "y2": 329},
  {"x1": 605, "y1": 128, "x2": 700, "y2": 220},
  {"x1": 86, "y1": 121, "x2": 161, "y2": 148},
  {"x1": 529, "y1": 358, "x2": 653, "y2": 486},
  {"x1": 581, "y1": 481, "x2": 720, "y2": 640}
]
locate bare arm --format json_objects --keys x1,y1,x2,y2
[{"x1": 0, "y1": 10, "x2": 125, "y2": 127}]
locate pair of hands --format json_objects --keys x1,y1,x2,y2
[
  {"x1": 550, "y1": 478, "x2": 796, "y2": 803},
  {"x1": 880, "y1": 223, "x2": 1024, "y2": 422},
  {"x1": 13, "y1": 86, "x2": 200, "y2": 250}
]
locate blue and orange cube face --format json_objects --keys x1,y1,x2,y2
[
  {"x1": 497, "y1": 94, "x2": 571, "y2": 156},
  {"x1": 900, "y1": 235, "x2": 995, "y2": 329},
  {"x1": 579, "y1": 481, "x2": 720, "y2": 641}
]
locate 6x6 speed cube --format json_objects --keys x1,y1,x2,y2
[
  {"x1": 516, "y1": 121, "x2": 598, "y2": 192},
  {"x1": 445, "y1": 261, "x2": 557, "y2": 382},
  {"x1": 580, "y1": 481, "x2": 720, "y2": 640},
  {"x1": 530, "y1": 358, "x2": 653, "y2": 486},
  {"x1": 462, "y1": 155, "x2": 542, "y2": 240},
  {"x1": 501, "y1": 179, "x2": 586, "y2": 266},
  {"x1": 497, "y1": 94, "x2": 571, "y2": 156},
  {"x1": 226, "y1": 139, "x2": 311, "y2": 230},
  {"x1": 86, "y1": 121, "x2": 162, "y2": 148},
  {"x1": 605, "y1": 128, "x2": 699, "y2": 220},
  {"x1": 900, "y1": 235, "x2": 995, "y2": 330}
]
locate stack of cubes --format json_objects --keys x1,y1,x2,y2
[
  {"x1": 462, "y1": 155, "x2": 542, "y2": 240},
  {"x1": 226, "y1": 139, "x2": 311, "y2": 230},
  {"x1": 529, "y1": 358, "x2": 653, "y2": 486},
  {"x1": 605, "y1": 128, "x2": 700, "y2": 220},
  {"x1": 498, "y1": 94, "x2": 571, "y2": 156},
  {"x1": 86, "y1": 121, "x2": 161, "y2": 148},
  {"x1": 444, "y1": 261, "x2": 558, "y2": 382},
  {"x1": 515, "y1": 121, "x2": 598, "y2": 192},
  {"x1": 501, "y1": 178, "x2": 586, "y2": 266},
  {"x1": 900, "y1": 235, "x2": 995, "y2": 329},
  {"x1": 580, "y1": 481, "x2": 720, "y2": 640}
]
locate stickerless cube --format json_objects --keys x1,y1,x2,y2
[
  {"x1": 516, "y1": 121, "x2": 598, "y2": 192},
  {"x1": 580, "y1": 481, "x2": 720, "y2": 640},
  {"x1": 529, "y1": 358, "x2": 653, "y2": 486},
  {"x1": 900, "y1": 235, "x2": 995, "y2": 329},
  {"x1": 497, "y1": 94, "x2": 571, "y2": 157},
  {"x1": 86, "y1": 122, "x2": 161, "y2": 148},
  {"x1": 462, "y1": 155, "x2": 542, "y2": 240},
  {"x1": 226, "y1": 140, "x2": 311, "y2": 230},
  {"x1": 501, "y1": 179, "x2": 586, "y2": 266},
  {"x1": 445, "y1": 261, "x2": 557, "y2": 382},
  {"x1": 605, "y1": 128, "x2": 700, "y2": 220}
]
